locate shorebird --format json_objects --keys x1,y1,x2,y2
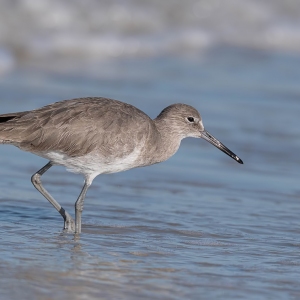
[{"x1": 0, "y1": 97, "x2": 243, "y2": 233}]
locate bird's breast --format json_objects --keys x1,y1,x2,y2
[{"x1": 38, "y1": 145, "x2": 144, "y2": 178}]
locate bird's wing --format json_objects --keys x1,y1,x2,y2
[{"x1": 0, "y1": 98, "x2": 153, "y2": 158}]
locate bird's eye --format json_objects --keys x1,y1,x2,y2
[{"x1": 187, "y1": 116, "x2": 195, "y2": 123}]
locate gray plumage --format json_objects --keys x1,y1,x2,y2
[{"x1": 0, "y1": 97, "x2": 243, "y2": 233}]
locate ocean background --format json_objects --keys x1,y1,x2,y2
[{"x1": 0, "y1": 1, "x2": 300, "y2": 299}]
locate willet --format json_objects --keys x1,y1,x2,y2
[{"x1": 0, "y1": 97, "x2": 243, "y2": 233}]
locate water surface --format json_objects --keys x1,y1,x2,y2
[{"x1": 0, "y1": 50, "x2": 300, "y2": 299}]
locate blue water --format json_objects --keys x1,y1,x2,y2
[{"x1": 0, "y1": 49, "x2": 300, "y2": 299}]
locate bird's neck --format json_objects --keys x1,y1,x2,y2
[{"x1": 149, "y1": 117, "x2": 183, "y2": 164}]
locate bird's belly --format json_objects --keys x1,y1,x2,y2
[{"x1": 38, "y1": 148, "x2": 142, "y2": 177}]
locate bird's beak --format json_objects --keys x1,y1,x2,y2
[{"x1": 200, "y1": 130, "x2": 243, "y2": 164}]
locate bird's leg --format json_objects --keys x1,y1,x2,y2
[
  {"x1": 31, "y1": 161, "x2": 75, "y2": 232},
  {"x1": 75, "y1": 179, "x2": 91, "y2": 234}
]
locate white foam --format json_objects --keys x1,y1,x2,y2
[{"x1": 1, "y1": 0, "x2": 300, "y2": 66}]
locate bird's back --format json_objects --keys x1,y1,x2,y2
[{"x1": 0, "y1": 97, "x2": 156, "y2": 161}]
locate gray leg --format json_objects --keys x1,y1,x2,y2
[
  {"x1": 31, "y1": 161, "x2": 75, "y2": 232},
  {"x1": 75, "y1": 180, "x2": 91, "y2": 234}
]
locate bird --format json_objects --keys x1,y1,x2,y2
[{"x1": 0, "y1": 97, "x2": 243, "y2": 233}]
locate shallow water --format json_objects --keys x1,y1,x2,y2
[{"x1": 0, "y1": 49, "x2": 300, "y2": 299}]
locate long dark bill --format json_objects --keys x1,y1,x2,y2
[{"x1": 201, "y1": 130, "x2": 243, "y2": 164}]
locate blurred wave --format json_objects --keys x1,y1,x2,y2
[{"x1": 0, "y1": 0, "x2": 300, "y2": 72}]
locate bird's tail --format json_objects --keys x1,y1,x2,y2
[{"x1": 0, "y1": 111, "x2": 28, "y2": 144}]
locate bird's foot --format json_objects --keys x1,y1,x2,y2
[
  {"x1": 63, "y1": 219, "x2": 75, "y2": 233},
  {"x1": 63, "y1": 212, "x2": 76, "y2": 233}
]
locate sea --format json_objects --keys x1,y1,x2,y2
[{"x1": 0, "y1": 1, "x2": 300, "y2": 299}]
